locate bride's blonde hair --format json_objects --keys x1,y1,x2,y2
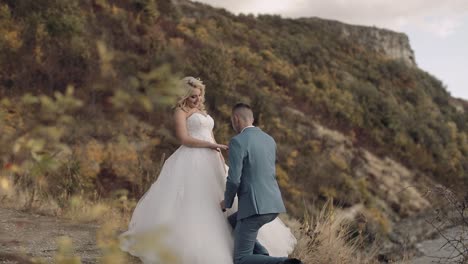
[{"x1": 175, "y1": 76, "x2": 206, "y2": 112}]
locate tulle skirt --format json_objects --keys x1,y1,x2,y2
[{"x1": 120, "y1": 146, "x2": 296, "y2": 264}]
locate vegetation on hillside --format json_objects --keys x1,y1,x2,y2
[{"x1": 0, "y1": 2, "x2": 467, "y2": 259}]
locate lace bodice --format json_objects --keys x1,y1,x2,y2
[{"x1": 186, "y1": 112, "x2": 215, "y2": 142}]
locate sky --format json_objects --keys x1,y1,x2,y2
[{"x1": 195, "y1": 0, "x2": 468, "y2": 100}]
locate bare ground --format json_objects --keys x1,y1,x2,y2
[
  {"x1": 1, "y1": 206, "x2": 465, "y2": 264},
  {"x1": 0, "y1": 207, "x2": 138, "y2": 264}
]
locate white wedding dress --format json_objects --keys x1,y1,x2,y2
[{"x1": 120, "y1": 113, "x2": 296, "y2": 264}]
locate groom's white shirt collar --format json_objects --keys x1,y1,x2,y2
[{"x1": 241, "y1": 126, "x2": 255, "y2": 134}]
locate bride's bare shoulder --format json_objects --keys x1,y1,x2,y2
[
  {"x1": 174, "y1": 107, "x2": 189, "y2": 113},
  {"x1": 174, "y1": 107, "x2": 187, "y2": 118},
  {"x1": 175, "y1": 107, "x2": 201, "y2": 120}
]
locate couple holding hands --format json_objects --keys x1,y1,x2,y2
[{"x1": 120, "y1": 77, "x2": 302, "y2": 264}]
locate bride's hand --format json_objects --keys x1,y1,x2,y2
[
  {"x1": 220, "y1": 200, "x2": 226, "y2": 212},
  {"x1": 211, "y1": 143, "x2": 228, "y2": 152}
]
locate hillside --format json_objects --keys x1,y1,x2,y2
[{"x1": 1, "y1": 0, "x2": 467, "y2": 260}]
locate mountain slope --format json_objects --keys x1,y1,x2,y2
[{"x1": 0, "y1": 0, "x2": 467, "y2": 247}]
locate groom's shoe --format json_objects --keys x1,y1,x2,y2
[{"x1": 282, "y1": 258, "x2": 303, "y2": 264}]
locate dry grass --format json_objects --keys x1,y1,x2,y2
[
  {"x1": 1, "y1": 182, "x2": 62, "y2": 215},
  {"x1": 0, "y1": 181, "x2": 135, "y2": 263},
  {"x1": 2, "y1": 181, "x2": 386, "y2": 264},
  {"x1": 289, "y1": 200, "x2": 379, "y2": 264},
  {"x1": 1, "y1": 180, "x2": 134, "y2": 228}
]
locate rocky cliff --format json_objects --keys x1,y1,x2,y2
[{"x1": 302, "y1": 18, "x2": 416, "y2": 66}]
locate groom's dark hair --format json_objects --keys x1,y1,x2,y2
[
  {"x1": 232, "y1": 103, "x2": 254, "y2": 122},
  {"x1": 232, "y1": 102, "x2": 252, "y2": 112}
]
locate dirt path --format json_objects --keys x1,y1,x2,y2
[
  {"x1": 0, "y1": 207, "x2": 139, "y2": 264},
  {"x1": 1, "y1": 206, "x2": 465, "y2": 264},
  {"x1": 410, "y1": 226, "x2": 466, "y2": 264}
]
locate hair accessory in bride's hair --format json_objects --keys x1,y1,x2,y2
[
  {"x1": 186, "y1": 77, "x2": 204, "y2": 88},
  {"x1": 187, "y1": 78, "x2": 197, "y2": 88}
]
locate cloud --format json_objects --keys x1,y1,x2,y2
[
  {"x1": 415, "y1": 16, "x2": 464, "y2": 38},
  {"x1": 195, "y1": 0, "x2": 468, "y2": 37}
]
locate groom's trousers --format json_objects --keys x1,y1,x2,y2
[{"x1": 229, "y1": 213, "x2": 288, "y2": 264}]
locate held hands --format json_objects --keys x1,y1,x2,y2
[
  {"x1": 219, "y1": 200, "x2": 226, "y2": 212},
  {"x1": 211, "y1": 143, "x2": 228, "y2": 152}
]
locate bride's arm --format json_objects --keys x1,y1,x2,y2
[
  {"x1": 212, "y1": 130, "x2": 227, "y2": 173},
  {"x1": 211, "y1": 131, "x2": 217, "y2": 144},
  {"x1": 211, "y1": 131, "x2": 227, "y2": 155},
  {"x1": 174, "y1": 109, "x2": 227, "y2": 150}
]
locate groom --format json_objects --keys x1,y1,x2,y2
[{"x1": 220, "y1": 103, "x2": 302, "y2": 264}]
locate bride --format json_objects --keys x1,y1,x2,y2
[{"x1": 119, "y1": 77, "x2": 296, "y2": 264}]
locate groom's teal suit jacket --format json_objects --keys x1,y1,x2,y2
[{"x1": 225, "y1": 127, "x2": 286, "y2": 220}]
